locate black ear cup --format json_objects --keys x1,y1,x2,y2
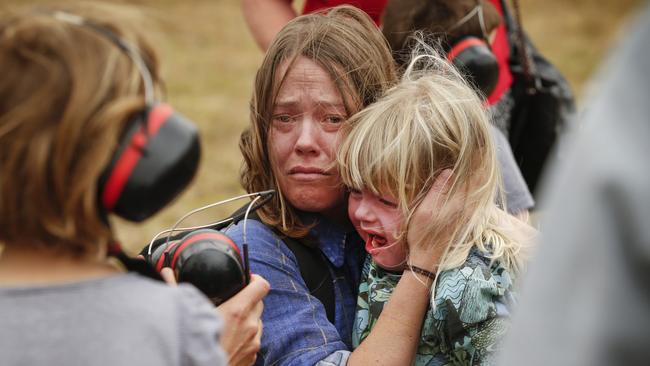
[
  {"x1": 99, "y1": 103, "x2": 200, "y2": 222},
  {"x1": 148, "y1": 229, "x2": 248, "y2": 305},
  {"x1": 447, "y1": 37, "x2": 500, "y2": 98}
]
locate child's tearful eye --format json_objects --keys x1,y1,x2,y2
[
  {"x1": 348, "y1": 188, "x2": 362, "y2": 198},
  {"x1": 379, "y1": 197, "x2": 397, "y2": 208}
]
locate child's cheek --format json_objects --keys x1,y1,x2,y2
[{"x1": 347, "y1": 197, "x2": 362, "y2": 232}]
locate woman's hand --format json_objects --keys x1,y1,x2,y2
[
  {"x1": 217, "y1": 274, "x2": 270, "y2": 366},
  {"x1": 406, "y1": 169, "x2": 453, "y2": 271},
  {"x1": 159, "y1": 267, "x2": 177, "y2": 285},
  {"x1": 160, "y1": 266, "x2": 270, "y2": 366}
]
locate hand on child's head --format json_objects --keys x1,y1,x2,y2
[{"x1": 406, "y1": 169, "x2": 453, "y2": 269}]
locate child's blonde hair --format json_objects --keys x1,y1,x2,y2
[{"x1": 338, "y1": 50, "x2": 527, "y2": 277}]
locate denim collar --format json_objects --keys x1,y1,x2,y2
[{"x1": 299, "y1": 212, "x2": 351, "y2": 268}]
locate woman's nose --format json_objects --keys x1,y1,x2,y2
[{"x1": 294, "y1": 118, "x2": 319, "y2": 155}]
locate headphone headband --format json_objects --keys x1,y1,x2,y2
[
  {"x1": 448, "y1": 2, "x2": 491, "y2": 45},
  {"x1": 49, "y1": 10, "x2": 201, "y2": 222},
  {"x1": 51, "y1": 11, "x2": 155, "y2": 106}
]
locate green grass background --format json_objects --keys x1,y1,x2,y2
[{"x1": 0, "y1": 0, "x2": 643, "y2": 253}]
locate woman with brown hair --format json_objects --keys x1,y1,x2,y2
[
  {"x1": 0, "y1": 4, "x2": 267, "y2": 366},
  {"x1": 225, "y1": 6, "x2": 442, "y2": 365}
]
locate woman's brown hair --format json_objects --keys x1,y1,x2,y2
[
  {"x1": 239, "y1": 5, "x2": 398, "y2": 238},
  {"x1": 0, "y1": 4, "x2": 160, "y2": 256}
]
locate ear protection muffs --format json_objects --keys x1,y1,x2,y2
[
  {"x1": 447, "y1": 36, "x2": 500, "y2": 98},
  {"x1": 149, "y1": 229, "x2": 248, "y2": 305},
  {"x1": 52, "y1": 12, "x2": 200, "y2": 222},
  {"x1": 99, "y1": 103, "x2": 200, "y2": 222}
]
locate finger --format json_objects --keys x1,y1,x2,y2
[
  {"x1": 239, "y1": 323, "x2": 262, "y2": 366},
  {"x1": 136, "y1": 254, "x2": 145, "y2": 261},
  {"x1": 224, "y1": 274, "x2": 270, "y2": 312},
  {"x1": 160, "y1": 267, "x2": 177, "y2": 286},
  {"x1": 255, "y1": 319, "x2": 263, "y2": 344},
  {"x1": 250, "y1": 300, "x2": 264, "y2": 320},
  {"x1": 417, "y1": 168, "x2": 452, "y2": 212},
  {"x1": 241, "y1": 303, "x2": 264, "y2": 344}
]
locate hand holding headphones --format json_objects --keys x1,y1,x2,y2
[
  {"x1": 142, "y1": 190, "x2": 274, "y2": 305},
  {"x1": 148, "y1": 229, "x2": 249, "y2": 305}
]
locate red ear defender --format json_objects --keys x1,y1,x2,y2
[
  {"x1": 148, "y1": 229, "x2": 248, "y2": 305},
  {"x1": 99, "y1": 103, "x2": 200, "y2": 222},
  {"x1": 447, "y1": 36, "x2": 500, "y2": 98},
  {"x1": 46, "y1": 12, "x2": 201, "y2": 222}
]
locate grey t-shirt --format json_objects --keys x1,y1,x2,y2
[
  {"x1": 490, "y1": 124, "x2": 535, "y2": 213},
  {"x1": 499, "y1": 6, "x2": 650, "y2": 366},
  {"x1": 0, "y1": 273, "x2": 226, "y2": 366}
]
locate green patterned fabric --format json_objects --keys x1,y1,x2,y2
[{"x1": 352, "y1": 248, "x2": 517, "y2": 366}]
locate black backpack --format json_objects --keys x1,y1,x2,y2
[{"x1": 501, "y1": 0, "x2": 576, "y2": 196}]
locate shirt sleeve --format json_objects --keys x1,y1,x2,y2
[
  {"x1": 225, "y1": 220, "x2": 349, "y2": 366},
  {"x1": 489, "y1": 125, "x2": 535, "y2": 213},
  {"x1": 176, "y1": 284, "x2": 228, "y2": 366}
]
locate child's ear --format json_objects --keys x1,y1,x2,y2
[{"x1": 432, "y1": 168, "x2": 453, "y2": 193}]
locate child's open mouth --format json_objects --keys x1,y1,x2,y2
[{"x1": 365, "y1": 234, "x2": 387, "y2": 254}]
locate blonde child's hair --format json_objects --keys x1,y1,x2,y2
[{"x1": 338, "y1": 47, "x2": 529, "y2": 279}]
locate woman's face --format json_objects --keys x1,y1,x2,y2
[
  {"x1": 348, "y1": 189, "x2": 407, "y2": 270},
  {"x1": 268, "y1": 56, "x2": 348, "y2": 214}
]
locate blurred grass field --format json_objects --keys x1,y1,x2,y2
[{"x1": 0, "y1": 0, "x2": 643, "y2": 253}]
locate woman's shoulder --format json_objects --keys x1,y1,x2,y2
[
  {"x1": 99, "y1": 275, "x2": 226, "y2": 363},
  {"x1": 1, "y1": 273, "x2": 220, "y2": 332},
  {"x1": 224, "y1": 218, "x2": 288, "y2": 252},
  {"x1": 0, "y1": 274, "x2": 225, "y2": 365},
  {"x1": 223, "y1": 218, "x2": 303, "y2": 275},
  {"x1": 107, "y1": 273, "x2": 217, "y2": 312},
  {"x1": 224, "y1": 216, "x2": 276, "y2": 238},
  {"x1": 109, "y1": 274, "x2": 224, "y2": 344}
]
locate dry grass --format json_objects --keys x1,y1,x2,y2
[{"x1": 0, "y1": 0, "x2": 643, "y2": 253}]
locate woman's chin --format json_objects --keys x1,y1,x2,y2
[{"x1": 286, "y1": 188, "x2": 344, "y2": 213}]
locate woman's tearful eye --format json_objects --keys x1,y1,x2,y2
[
  {"x1": 325, "y1": 115, "x2": 345, "y2": 124},
  {"x1": 273, "y1": 114, "x2": 293, "y2": 123}
]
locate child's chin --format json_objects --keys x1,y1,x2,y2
[{"x1": 373, "y1": 257, "x2": 406, "y2": 272}]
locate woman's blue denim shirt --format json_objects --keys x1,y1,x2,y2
[{"x1": 225, "y1": 213, "x2": 364, "y2": 365}]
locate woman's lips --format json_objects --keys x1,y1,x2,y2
[{"x1": 288, "y1": 166, "x2": 331, "y2": 181}]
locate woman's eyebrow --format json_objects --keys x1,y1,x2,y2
[
  {"x1": 316, "y1": 101, "x2": 346, "y2": 109},
  {"x1": 273, "y1": 100, "x2": 346, "y2": 110},
  {"x1": 273, "y1": 100, "x2": 299, "y2": 108}
]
